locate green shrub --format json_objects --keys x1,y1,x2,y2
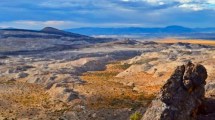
[
  {"x1": 130, "y1": 112, "x2": 142, "y2": 120},
  {"x1": 134, "y1": 58, "x2": 158, "y2": 65}
]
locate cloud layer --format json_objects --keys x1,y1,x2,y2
[{"x1": 0, "y1": 0, "x2": 215, "y2": 29}]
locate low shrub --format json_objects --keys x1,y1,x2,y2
[{"x1": 130, "y1": 112, "x2": 142, "y2": 120}]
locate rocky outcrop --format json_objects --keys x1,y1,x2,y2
[
  {"x1": 48, "y1": 83, "x2": 79, "y2": 102},
  {"x1": 16, "y1": 72, "x2": 29, "y2": 78},
  {"x1": 7, "y1": 65, "x2": 34, "y2": 74},
  {"x1": 142, "y1": 61, "x2": 207, "y2": 120}
]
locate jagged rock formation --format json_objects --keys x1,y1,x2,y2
[{"x1": 142, "y1": 62, "x2": 207, "y2": 120}]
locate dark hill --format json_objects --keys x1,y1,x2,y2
[
  {"x1": 41, "y1": 27, "x2": 89, "y2": 38},
  {"x1": 0, "y1": 27, "x2": 115, "y2": 55}
]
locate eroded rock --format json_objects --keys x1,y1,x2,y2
[
  {"x1": 16, "y1": 72, "x2": 29, "y2": 78},
  {"x1": 142, "y1": 62, "x2": 207, "y2": 120},
  {"x1": 7, "y1": 65, "x2": 34, "y2": 74},
  {"x1": 48, "y1": 83, "x2": 79, "y2": 102}
]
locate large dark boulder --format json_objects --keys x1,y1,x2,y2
[{"x1": 142, "y1": 62, "x2": 207, "y2": 120}]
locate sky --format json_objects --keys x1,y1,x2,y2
[{"x1": 0, "y1": 0, "x2": 215, "y2": 29}]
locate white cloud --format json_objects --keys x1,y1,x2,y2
[
  {"x1": 120, "y1": 0, "x2": 215, "y2": 11},
  {"x1": 15, "y1": 20, "x2": 76, "y2": 27},
  {"x1": 40, "y1": 2, "x2": 79, "y2": 8},
  {"x1": 179, "y1": 3, "x2": 203, "y2": 11},
  {"x1": 39, "y1": 0, "x2": 91, "y2": 8},
  {"x1": 207, "y1": 0, "x2": 215, "y2": 4},
  {"x1": 176, "y1": 0, "x2": 193, "y2": 3},
  {"x1": 121, "y1": 0, "x2": 131, "y2": 2},
  {"x1": 145, "y1": 0, "x2": 166, "y2": 5}
]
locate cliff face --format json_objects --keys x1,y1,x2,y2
[{"x1": 142, "y1": 62, "x2": 207, "y2": 120}]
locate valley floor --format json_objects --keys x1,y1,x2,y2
[{"x1": 0, "y1": 39, "x2": 215, "y2": 119}]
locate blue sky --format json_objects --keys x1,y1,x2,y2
[{"x1": 0, "y1": 0, "x2": 215, "y2": 29}]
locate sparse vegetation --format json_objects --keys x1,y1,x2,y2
[
  {"x1": 130, "y1": 112, "x2": 142, "y2": 120},
  {"x1": 80, "y1": 62, "x2": 154, "y2": 109},
  {"x1": 134, "y1": 58, "x2": 158, "y2": 65},
  {"x1": 87, "y1": 71, "x2": 119, "y2": 80},
  {"x1": 112, "y1": 63, "x2": 132, "y2": 70}
]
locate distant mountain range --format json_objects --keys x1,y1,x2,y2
[
  {"x1": 66, "y1": 25, "x2": 215, "y2": 35},
  {"x1": 1, "y1": 26, "x2": 215, "y2": 40}
]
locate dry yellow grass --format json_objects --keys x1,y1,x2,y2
[
  {"x1": 156, "y1": 38, "x2": 215, "y2": 46},
  {"x1": 0, "y1": 80, "x2": 71, "y2": 119},
  {"x1": 78, "y1": 62, "x2": 154, "y2": 109},
  {"x1": 78, "y1": 59, "x2": 180, "y2": 110}
]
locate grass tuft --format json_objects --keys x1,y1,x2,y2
[{"x1": 130, "y1": 112, "x2": 142, "y2": 120}]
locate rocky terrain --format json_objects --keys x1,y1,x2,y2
[
  {"x1": 142, "y1": 62, "x2": 208, "y2": 120},
  {"x1": 0, "y1": 28, "x2": 215, "y2": 120}
]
